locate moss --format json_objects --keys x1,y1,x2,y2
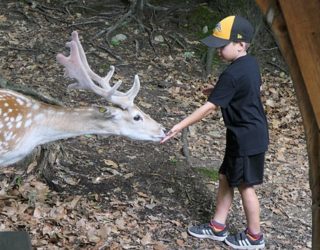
[{"x1": 196, "y1": 167, "x2": 219, "y2": 182}]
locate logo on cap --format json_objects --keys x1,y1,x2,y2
[{"x1": 215, "y1": 23, "x2": 222, "y2": 32}]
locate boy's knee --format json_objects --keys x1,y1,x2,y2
[
  {"x1": 218, "y1": 174, "x2": 227, "y2": 182},
  {"x1": 238, "y1": 183, "x2": 255, "y2": 194}
]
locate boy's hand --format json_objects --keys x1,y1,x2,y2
[
  {"x1": 160, "y1": 124, "x2": 182, "y2": 144},
  {"x1": 202, "y1": 86, "x2": 214, "y2": 96}
]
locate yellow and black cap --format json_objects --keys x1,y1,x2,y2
[{"x1": 201, "y1": 15, "x2": 254, "y2": 48}]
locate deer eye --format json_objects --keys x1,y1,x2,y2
[{"x1": 133, "y1": 114, "x2": 142, "y2": 121}]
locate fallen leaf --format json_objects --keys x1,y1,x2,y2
[
  {"x1": 141, "y1": 232, "x2": 152, "y2": 245},
  {"x1": 104, "y1": 159, "x2": 119, "y2": 168}
]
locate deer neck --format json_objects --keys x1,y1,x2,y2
[{"x1": 33, "y1": 105, "x2": 119, "y2": 144}]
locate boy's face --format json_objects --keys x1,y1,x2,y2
[{"x1": 216, "y1": 42, "x2": 247, "y2": 62}]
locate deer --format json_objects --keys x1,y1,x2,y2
[{"x1": 0, "y1": 31, "x2": 166, "y2": 167}]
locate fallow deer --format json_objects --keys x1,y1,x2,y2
[{"x1": 0, "y1": 31, "x2": 166, "y2": 167}]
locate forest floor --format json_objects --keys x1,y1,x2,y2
[{"x1": 0, "y1": 0, "x2": 312, "y2": 249}]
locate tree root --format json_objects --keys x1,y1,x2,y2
[
  {"x1": 181, "y1": 128, "x2": 191, "y2": 166},
  {"x1": 95, "y1": 7, "x2": 134, "y2": 40}
]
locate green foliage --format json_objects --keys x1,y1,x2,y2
[
  {"x1": 207, "y1": 0, "x2": 258, "y2": 18},
  {"x1": 111, "y1": 39, "x2": 121, "y2": 47},
  {"x1": 169, "y1": 156, "x2": 178, "y2": 165},
  {"x1": 183, "y1": 5, "x2": 223, "y2": 73},
  {"x1": 187, "y1": 5, "x2": 221, "y2": 39},
  {"x1": 184, "y1": 1, "x2": 263, "y2": 74},
  {"x1": 99, "y1": 64, "x2": 112, "y2": 74},
  {"x1": 196, "y1": 167, "x2": 219, "y2": 181},
  {"x1": 14, "y1": 175, "x2": 23, "y2": 187},
  {"x1": 183, "y1": 51, "x2": 195, "y2": 59}
]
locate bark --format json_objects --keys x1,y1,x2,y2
[{"x1": 255, "y1": 0, "x2": 320, "y2": 248}]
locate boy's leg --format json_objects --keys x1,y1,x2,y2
[
  {"x1": 224, "y1": 184, "x2": 265, "y2": 249},
  {"x1": 187, "y1": 174, "x2": 232, "y2": 241},
  {"x1": 224, "y1": 153, "x2": 266, "y2": 249},
  {"x1": 212, "y1": 174, "x2": 234, "y2": 225},
  {"x1": 238, "y1": 184, "x2": 261, "y2": 234}
]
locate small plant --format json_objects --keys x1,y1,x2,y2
[
  {"x1": 183, "y1": 51, "x2": 195, "y2": 59},
  {"x1": 111, "y1": 39, "x2": 120, "y2": 47},
  {"x1": 196, "y1": 167, "x2": 219, "y2": 181},
  {"x1": 169, "y1": 156, "x2": 178, "y2": 165},
  {"x1": 14, "y1": 175, "x2": 23, "y2": 187}
]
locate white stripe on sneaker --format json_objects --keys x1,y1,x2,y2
[
  {"x1": 239, "y1": 239, "x2": 250, "y2": 246},
  {"x1": 205, "y1": 229, "x2": 212, "y2": 235},
  {"x1": 245, "y1": 239, "x2": 250, "y2": 245}
]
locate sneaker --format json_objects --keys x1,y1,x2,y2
[
  {"x1": 187, "y1": 223, "x2": 228, "y2": 241},
  {"x1": 225, "y1": 230, "x2": 265, "y2": 249}
]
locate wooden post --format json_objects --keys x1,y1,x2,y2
[{"x1": 255, "y1": 0, "x2": 320, "y2": 248}]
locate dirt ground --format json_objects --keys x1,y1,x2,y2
[{"x1": 0, "y1": 0, "x2": 312, "y2": 249}]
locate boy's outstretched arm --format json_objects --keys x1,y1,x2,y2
[{"x1": 160, "y1": 102, "x2": 217, "y2": 143}]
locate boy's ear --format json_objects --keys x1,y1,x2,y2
[
  {"x1": 241, "y1": 41, "x2": 250, "y2": 50},
  {"x1": 237, "y1": 41, "x2": 249, "y2": 51},
  {"x1": 239, "y1": 41, "x2": 246, "y2": 48}
]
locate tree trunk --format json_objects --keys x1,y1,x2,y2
[
  {"x1": 255, "y1": 0, "x2": 320, "y2": 249},
  {"x1": 205, "y1": 48, "x2": 215, "y2": 77}
]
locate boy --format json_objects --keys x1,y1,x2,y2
[{"x1": 160, "y1": 15, "x2": 268, "y2": 249}]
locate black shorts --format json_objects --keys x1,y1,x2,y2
[{"x1": 219, "y1": 152, "x2": 265, "y2": 187}]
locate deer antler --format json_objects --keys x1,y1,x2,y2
[{"x1": 56, "y1": 31, "x2": 140, "y2": 109}]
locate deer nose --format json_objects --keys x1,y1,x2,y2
[
  {"x1": 158, "y1": 127, "x2": 166, "y2": 137},
  {"x1": 161, "y1": 126, "x2": 166, "y2": 133}
]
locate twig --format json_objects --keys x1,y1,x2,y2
[
  {"x1": 163, "y1": 36, "x2": 173, "y2": 54},
  {"x1": 149, "y1": 173, "x2": 172, "y2": 183},
  {"x1": 149, "y1": 11, "x2": 158, "y2": 53},
  {"x1": 13, "y1": 5, "x2": 41, "y2": 28},
  {"x1": 68, "y1": 20, "x2": 108, "y2": 27},
  {"x1": 7, "y1": 46, "x2": 38, "y2": 53},
  {"x1": 63, "y1": 0, "x2": 78, "y2": 5},
  {"x1": 185, "y1": 189, "x2": 192, "y2": 202},
  {"x1": 134, "y1": 39, "x2": 140, "y2": 58},
  {"x1": 261, "y1": 47, "x2": 279, "y2": 51},
  {"x1": 181, "y1": 128, "x2": 191, "y2": 165},
  {"x1": 66, "y1": 5, "x2": 101, "y2": 15},
  {"x1": 25, "y1": 0, "x2": 67, "y2": 13},
  {"x1": 205, "y1": 47, "x2": 215, "y2": 78},
  {"x1": 145, "y1": 2, "x2": 169, "y2": 11},
  {"x1": 92, "y1": 43, "x2": 123, "y2": 61},
  {"x1": 31, "y1": 8, "x2": 70, "y2": 24},
  {"x1": 267, "y1": 61, "x2": 288, "y2": 74},
  {"x1": 95, "y1": 8, "x2": 133, "y2": 39},
  {"x1": 169, "y1": 34, "x2": 186, "y2": 49},
  {"x1": 174, "y1": 32, "x2": 189, "y2": 47},
  {"x1": 0, "y1": 195, "x2": 18, "y2": 200}
]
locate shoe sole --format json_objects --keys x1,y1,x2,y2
[
  {"x1": 187, "y1": 228, "x2": 227, "y2": 241},
  {"x1": 225, "y1": 238, "x2": 265, "y2": 249}
]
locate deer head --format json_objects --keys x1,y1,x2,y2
[
  {"x1": 0, "y1": 31, "x2": 165, "y2": 167},
  {"x1": 56, "y1": 31, "x2": 166, "y2": 141}
]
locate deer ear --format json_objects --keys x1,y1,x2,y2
[
  {"x1": 105, "y1": 107, "x2": 122, "y2": 119},
  {"x1": 92, "y1": 106, "x2": 114, "y2": 119}
]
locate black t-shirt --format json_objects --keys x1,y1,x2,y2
[{"x1": 208, "y1": 54, "x2": 269, "y2": 156}]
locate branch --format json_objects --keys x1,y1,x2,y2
[
  {"x1": 181, "y1": 128, "x2": 191, "y2": 166},
  {"x1": 95, "y1": 8, "x2": 134, "y2": 39}
]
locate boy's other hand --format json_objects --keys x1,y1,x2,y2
[{"x1": 202, "y1": 86, "x2": 214, "y2": 96}]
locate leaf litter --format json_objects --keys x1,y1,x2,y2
[{"x1": 0, "y1": 0, "x2": 312, "y2": 249}]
